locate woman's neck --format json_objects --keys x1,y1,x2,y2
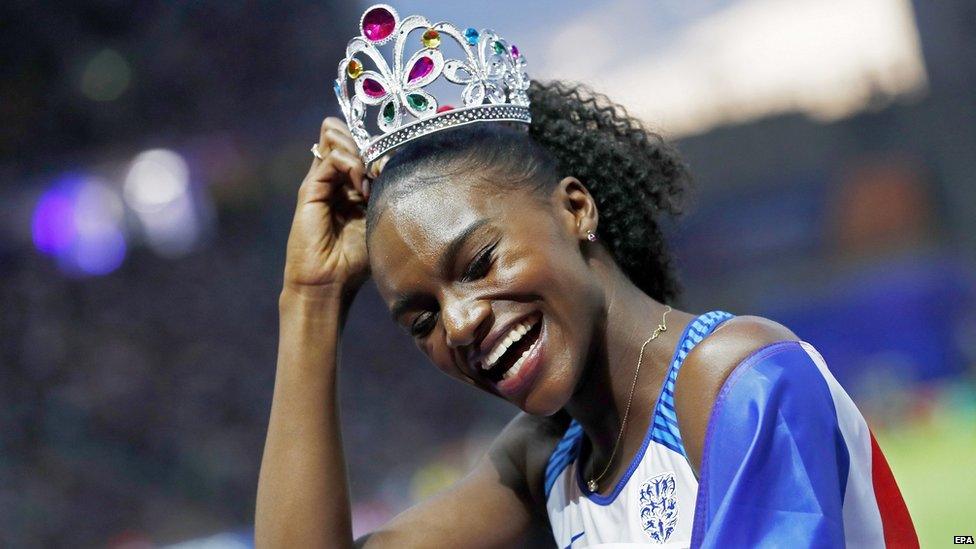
[{"x1": 563, "y1": 266, "x2": 695, "y2": 479}]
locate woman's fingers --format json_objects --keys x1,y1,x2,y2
[
  {"x1": 322, "y1": 121, "x2": 372, "y2": 197},
  {"x1": 309, "y1": 147, "x2": 366, "y2": 197},
  {"x1": 299, "y1": 117, "x2": 369, "y2": 203},
  {"x1": 322, "y1": 117, "x2": 355, "y2": 141},
  {"x1": 330, "y1": 148, "x2": 366, "y2": 195},
  {"x1": 306, "y1": 117, "x2": 347, "y2": 165},
  {"x1": 311, "y1": 116, "x2": 343, "y2": 158},
  {"x1": 317, "y1": 117, "x2": 357, "y2": 157},
  {"x1": 323, "y1": 129, "x2": 358, "y2": 158},
  {"x1": 318, "y1": 118, "x2": 366, "y2": 194}
]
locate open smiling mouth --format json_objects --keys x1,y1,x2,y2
[{"x1": 480, "y1": 316, "x2": 543, "y2": 385}]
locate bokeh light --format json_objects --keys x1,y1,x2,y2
[
  {"x1": 80, "y1": 49, "x2": 132, "y2": 102},
  {"x1": 124, "y1": 149, "x2": 203, "y2": 257},
  {"x1": 124, "y1": 149, "x2": 189, "y2": 213},
  {"x1": 32, "y1": 182, "x2": 78, "y2": 255},
  {"x1": 31, "y1": 175, "x2": 128, "y2": 276}
]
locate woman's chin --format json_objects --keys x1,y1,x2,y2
[{"x1": 514, "y1": 370, "x2": 578, "y2": 416}]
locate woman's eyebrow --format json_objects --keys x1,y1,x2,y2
[
  {"x1": 436, "y1": 218, "x2": 489, "y2": 277},
  {"x1": 390, "y1": 292, "x2": 424, "y2": 321}
]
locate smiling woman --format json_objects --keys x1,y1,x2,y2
[
  {"x1": 255, "y1": 4, "x2": 918, "y2": 548},
  {"x1": 363, "y1": 98, "x2": 685, "y2": 416}
]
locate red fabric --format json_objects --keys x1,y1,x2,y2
[{"x1": 869, "y1": 431, "x2": 919, "y2": 548}]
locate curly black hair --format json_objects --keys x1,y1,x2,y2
[{"x1": 367, "y1": 80, "x2": 690, "y2": 303}]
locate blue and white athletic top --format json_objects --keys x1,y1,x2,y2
[
  {"x1": 544, "y1": 311, "x2": 919, "y2": 547},
  {"x1": 544, "y1": 311, "x2": 734, "y2": 548}
]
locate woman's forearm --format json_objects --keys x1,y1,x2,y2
[{"x1": 255, "y1": 288, "x2": 355, "y2": 549}]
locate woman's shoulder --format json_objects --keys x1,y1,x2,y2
[
  {"x1": 684, "y1": 314, "x2": 799, "y2": 373},
  {"x1": 674, "y1": 315, "x2": 799, "y2": 472}
]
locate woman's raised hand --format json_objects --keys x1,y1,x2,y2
[{"x1": 283, "y1": 117, "x2": 370, "y2": 298}]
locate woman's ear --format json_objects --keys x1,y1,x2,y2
[{"x1": 555, "y1": 176, "x2": 599, "y2": 240}]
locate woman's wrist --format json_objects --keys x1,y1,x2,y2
[
  {"x1": 276, "y1": 286, "x2": 350, "y2": 379},
  {"x1": 280, "y1": 282, "x2": 359, "y2": 322}
]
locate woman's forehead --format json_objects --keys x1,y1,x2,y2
[
  {"x1": 369, "y1": 184, "x2": 489, "y2": 283},
  {"x1": 368, "y1": 182, "x2": 537, "y2": 296},
  {"x1": 374, "y1": 183, "x2": 483, "y2": 247}
]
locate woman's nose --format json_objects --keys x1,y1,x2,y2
[{"x1": 441, "y1": 296, "x2": 491, "y2": 351}]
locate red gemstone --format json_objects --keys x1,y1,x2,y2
[
  {"x1": 436, "y1": 105, "x2": 454, "y2": 113},
  {"x1": 408, "y1": 57, "x2": 434, "y2": 83},
  {"x1": 511, "y1": 44, "x2": 520, "y2": 59},
  {"x1": 362, "y1": 78, "x2": 386, "y2": 98},
  {"x1": 362, "y1": 6, "x2": 396, "y2": 42}
]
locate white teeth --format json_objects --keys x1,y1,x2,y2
[
  {"x1": 502, "y1": 346, "x2": 535, "y2": 380},
  {"x1": 483, "y1": 318, "x2": 537, "y2": 370}
]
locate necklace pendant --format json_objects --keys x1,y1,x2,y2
[{"x1": 587, "y1": 479, "x2": 598, "y2": 492}]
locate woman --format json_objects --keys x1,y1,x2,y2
[{"x1": 256, "y1": 6, "x2": 916, "y2": 547}]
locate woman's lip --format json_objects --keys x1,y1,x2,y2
[{"x1": 493, "y1": 319, "x2": 546, "y2": 399}]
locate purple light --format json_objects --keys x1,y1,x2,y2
[
  {"x1": 70, "y1": 227, "x2": 127, "y2": 275},
  {"x1": 31, "y1": 175, "x2": 128, "y2": 277},
  {"x1": 32, "y1": 183, "x2": 79, "y2": 255}
]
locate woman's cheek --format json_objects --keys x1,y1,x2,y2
[
  {"x1": 419, "y1": 336, "x2": 448, "y2": 372},
  {"x1": 493, "y1": 247, "x2": 551, "y2": 290}
]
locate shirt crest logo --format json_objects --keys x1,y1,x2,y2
[{"x1": 638, "y1": 471, "x2": 678, "y2": 543}]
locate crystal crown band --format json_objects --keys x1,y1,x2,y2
[{"x1": 333, "y1": 4, "x2": 531, "y2": 166}]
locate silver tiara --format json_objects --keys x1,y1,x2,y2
[{"x1": 333, "y1": 4, "x2": 531, "y2": 166}]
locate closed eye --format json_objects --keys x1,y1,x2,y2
[
  {"x1": 461, "y1": 242, "x2": 497, "y2": 282},
  {"x1": 410, "y1": 311, "x2": 438, "y2": 338}
]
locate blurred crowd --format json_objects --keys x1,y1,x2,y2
[{"x1": 2, "y1": 239, "x2": 274, "y2": 544}]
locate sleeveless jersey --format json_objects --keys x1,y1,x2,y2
[{"x1": 544, "y1": 311, "x2": 734, "y2": 548}]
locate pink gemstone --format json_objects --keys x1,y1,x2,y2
[
  {"x1": 511, "y1": 44, "x2": 520, "y2": 58},
  {"x1": 362, "y1": 6, "x2": 396, "y2": 42},
  {"x1": 362, "y1": 78, "x2": 386, "y2": 98},
  {"x1": 408, "y1": 57, "x2": 434, "y2": 83},
  {"x1": 436, "y1": 105, "x2": 454, "y2": 113}
]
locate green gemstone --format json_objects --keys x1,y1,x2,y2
[
  {"x1": 407, "y1": 94, "x2": 428, "y2": 110},
  {"x1": 492, "y1": 40, "x2": 505, "y2": 55},
  {"x1": 383, "y1": 102, "x2": 396, "y2": 122}
]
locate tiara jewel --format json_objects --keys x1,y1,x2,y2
[{"x1": 333, "y1": 4, "x2": 531, "y2": 166}]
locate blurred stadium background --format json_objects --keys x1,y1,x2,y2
[{"x1": 1, "y1": 0, "x2": 974, "y2": 546}]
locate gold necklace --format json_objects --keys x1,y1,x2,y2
[{"x1": 587, "y1": 305, "x2": 672, "y2": 493}]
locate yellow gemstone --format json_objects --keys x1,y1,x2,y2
[
  {"x1": 422, "y1": 29, "x2": 441, "y2": 48},
  {"x1": 347, "y1": 59, "x2": 363, "y2": 79}
]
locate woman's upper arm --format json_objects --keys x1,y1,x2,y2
[
  {"x1": 356, "y1": 412, "x2": 564, "y2": 548},
  {"x1": 673, "y1": 315, "x2": 798, "y2": 475},
  {"x1": 676, "y1": 318, "x2": 918, "y2": 547}
]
